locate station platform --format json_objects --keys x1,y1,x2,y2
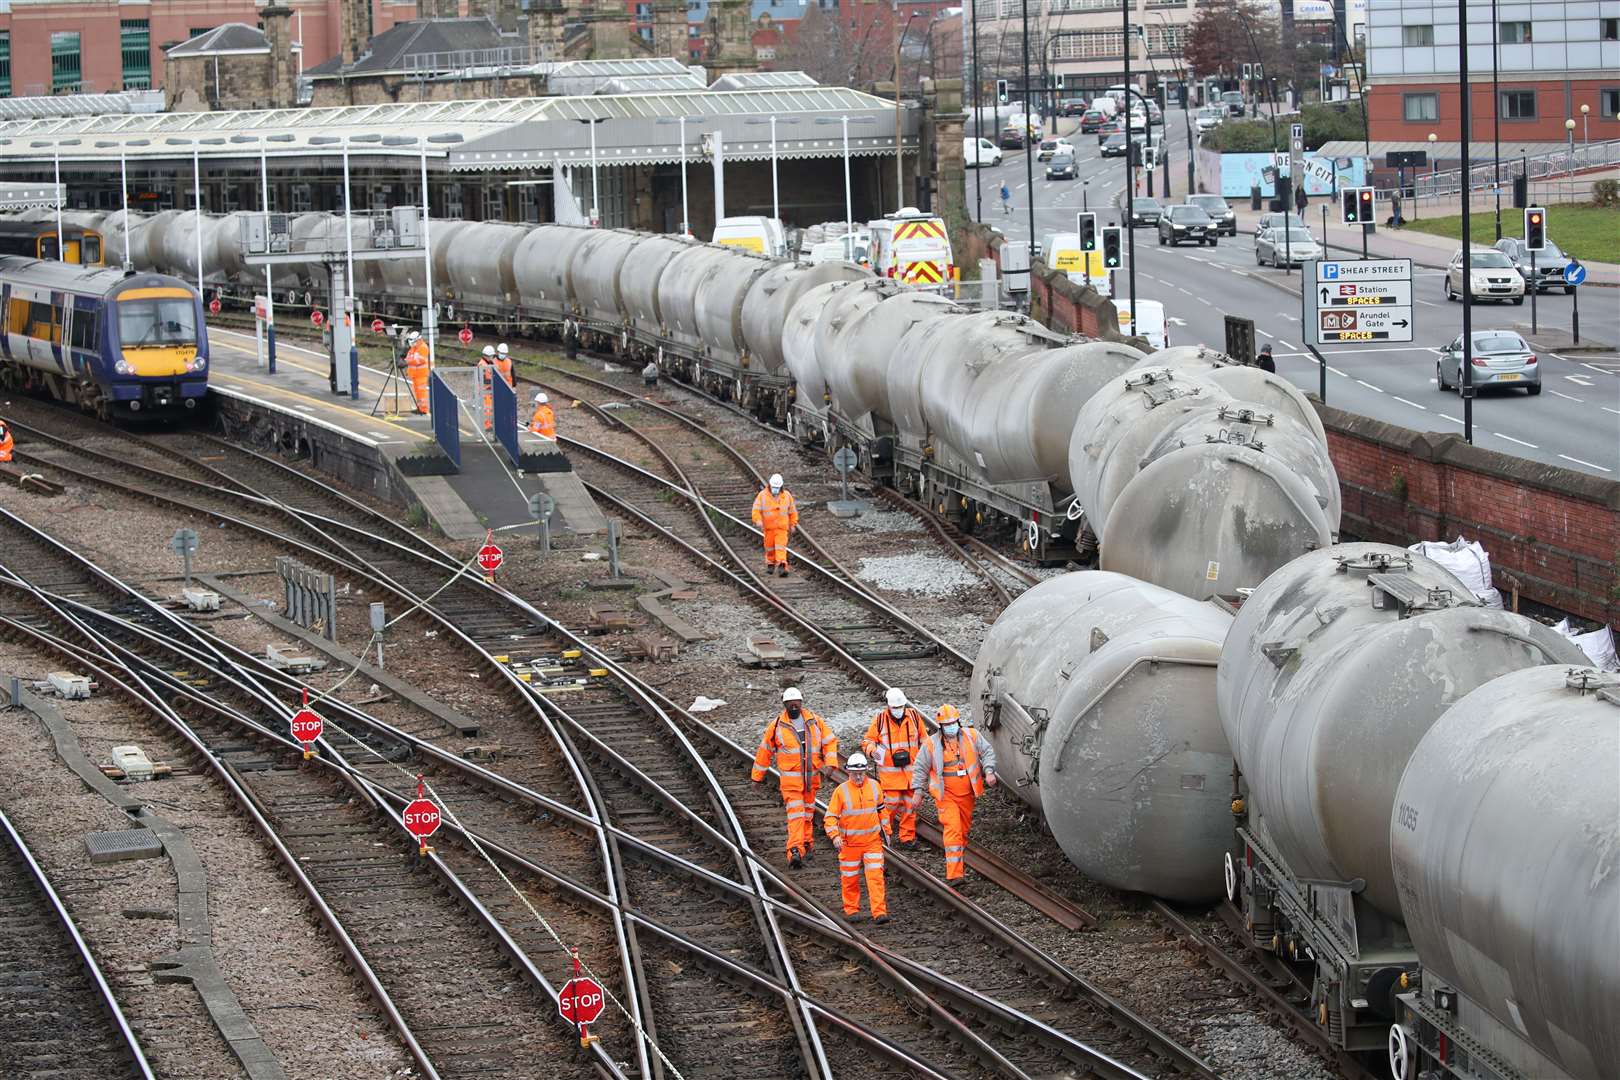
[{"x1": 205, "y1": 327, "x2": 607, "y2": 541}]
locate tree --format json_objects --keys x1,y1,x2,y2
[
  {"x1": 780, "y1": 3, "x2": 893, "y2": 87},
  {"x1": 1184, "y1": 1, "x2": 1279, "y2": 88}
]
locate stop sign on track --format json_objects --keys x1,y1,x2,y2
[
  {"x1": 311, "y1": 310, "x2": 325, "y2": 327},
  {"x1": 371, "y1": 317, "x2": 385, "y2": 334},
  {"x1": 458, "y1": 326, "x2": 473, "y2": 346},
  {"x1": 290, "y1": 706, "x2": 323, "y2": 745},
  {"x1": 477, "y1": 541, "x2": 504, "y2": 574},
  {"x1": 403, "y1": 798, "x2": 441, "y2": 841},
  {"x1": 559, "y1": 977, "x2": 606, "y2": 1026},
  {"x1": 208, "y1": 297, "x2": 221, "y2": 315}
]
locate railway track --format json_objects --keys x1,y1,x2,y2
[{"x1": 0, "y1": 804, "x2": 156, "y2": 1080}]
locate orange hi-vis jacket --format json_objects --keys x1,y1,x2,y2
[
  {"x1": 0, "y1": 421, "x2": 12, "y2": 463},
  {"x1": 751, "y1": 710, "x2": 839, "y2": 792},
  {"x1": 825, "y1": 776, "x2": 888, "y2": 846},
  {"x1": 529, "y1": 402, "x2": 556, "y2": 438},
  {"x1": 751, "y1": 488, "x2": 799, "y2": 531},
  {"x1": 910, "y1": 727, "x2": 996, "y2": 805},
  {"x1": 862, "y1": 707, "x2": 928, "y2": 792},
  {"x1": 406, "y1": 339, "x2": 431, "y2": 372},
  {"x1": 495, "y1": 354, "x2": 513, "y2": 385}
]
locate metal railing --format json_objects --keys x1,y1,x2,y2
[
  {"x1": 401, "y1": 44, "x2": 541, "y2": 81},
  {"x1": 1413, "y1": 138, "x2": 1620, "y2": 199}
]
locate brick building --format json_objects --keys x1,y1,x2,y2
[
  {"x1": 164, "y1": 14, "x2": 301, "y2": 109},
  {"x1": 1364, "y1": 0, "x2": 1620, "y2": 146}
]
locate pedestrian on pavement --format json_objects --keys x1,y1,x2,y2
[
  {"x1": 1000, "y1": 181, "x2": 1012, "y2": 216},
  {"x1": 494, "y1": 342, "x2": 514, "y2": 386},
  {"x1": 528, "y1": 391, "x2": 556, "y2": 438},
  {"x1": 403, "y1": 331, "x2": 431, "y2": 415},
  {"x1": 1257, "y1": 343, "x2": 1276, "y2": 373},
  {"x1": 477, "y1": 346, "x2": 497, "y2": 431},
  {"x1": 752, "y1": 687, "x2": 840, "y2": 868},
  {"x1": 0, "y1": 417, "x2": 12, "y2": 463},
  {"x1": 908, "y1": 704, "x2": 997, "y2": 885},
  {"x1": 862, "y1": 687, "x2": 928, "y2": 849},
  {"x1": 751, "y1": 473, "x2": 798, "y2": 576},
  {"x1": 825, "y1": 752, "x2": 889, "y2": 922}
]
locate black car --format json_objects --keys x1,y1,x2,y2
[
  {"x1": 1100, "y1": 133, "x2": 1129, "y2": 157},
  {"x1": 1158, "y1": 204, "x2": 1217, "y2": 246},
  {"x1": 1046, "y1": 153, "x2": 1078, "y2": 180},
  {"x1": 1128, "y1": 197, "x2": 1164, "y2": 228},
  {"x1": 1185, "y1": 194, "x2": 1237, "y2": 236}
]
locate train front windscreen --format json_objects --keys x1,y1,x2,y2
[{"x1": 117, "y1": 296, "x2": 198, "y2": 348}]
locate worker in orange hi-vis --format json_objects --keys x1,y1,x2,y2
[
  {"x1": 476, "y1": 345, "x2": 497, "y2": 430},
  {"x1": 862, "y1": 686, "x2": 928, "y2": 849},
  {"x1": 908, "y1": 704, "x2": 997, "y2": 886},
  {"x1": 750, "y1": 473, "x2": 798, "y2": 577},
  {"x1": 494, "y1": 342, "x2": 514, "y2": 386},
  {"x1": 0, "y1": 418, "x2": 13, "y2": 463},
  {"x1": 403, "y1": 330, "x2": 431, "y2": 415},
  {"x1": 528, "y1": 391, "x2": 556, "y2": 438},
  {"x1": 825, "y1": 752, "x2": 889, "y2": 922},
  {"x1": 751, "y1": 687, "x2": 839, "y2": 868}
]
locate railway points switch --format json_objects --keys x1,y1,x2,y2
[
  {"x1": 47, "y1": 672, "x2": 92, "y2": 699},
  {"x1": 182, "y1": 588, "x2": 222, "y2": 612},
  {"x1": 110, "y1": 745, "x2": 160, "y2": 782}
]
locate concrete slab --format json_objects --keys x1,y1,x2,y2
[
  {"x1": 84, "y1": 829, "x2": 164, "y2": 863},
  {"x1": 205, "y1": 328, "x2": 606, "y2": 539}
]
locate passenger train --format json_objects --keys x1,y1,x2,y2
[
  {"x1": 0, "y1": 215, "x2": 107, "y2": 265},
  {"x1": 23, "y1": 206, "x2": 1614, "y2": 1080},
  {"x1": 0, "y1": 256, "x2": 209, "y2": 417}
]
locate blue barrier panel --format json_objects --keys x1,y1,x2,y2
[
  {"x1": 430, "y1": 370, "x2": 460, "y2": 470},
  {"x1": 493, "y1": 374, "x2": 520, "y2": 468},
  {"x1": 1217, "y1": 153, "x2": 1367, "y2": 198}
]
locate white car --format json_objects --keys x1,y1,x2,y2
[
  {"x1": 1036, "y1": 137, "x2": 1075, "y2": 161},
  {"x1": 1195, "y1": 107, "x2": 1225, "y2": 133},
  {"x1": 1255, "y1": 227, "x2": 1322, "y2": 267},
  {"x1": 1445, "y1": 248, "x2": 1526, "y2": 304}
]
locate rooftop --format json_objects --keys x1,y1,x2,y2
[{"x1": 165, "y1": 23, "x2": 282, "y2": 58}]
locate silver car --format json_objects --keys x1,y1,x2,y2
[
  {"x1": 1255, "y1": 227, "x2": 1322, "y2": 267},
  {"x1": 1436, "y1": 330, "x2": 1541, "y2": 394},
  {"x1": 1445, "y1": 248, "x2": 1525, "y2": 304},
  {"x1": 1254, "y1": 211, "x2": 1305, "y2": 240},
  {"x1": 1493, "y1": 236, "x2": 1573, "y2": 293}
]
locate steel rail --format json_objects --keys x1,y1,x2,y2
[{"x1": 0, "y1": 805, "x2": 158, "y2": 1080}]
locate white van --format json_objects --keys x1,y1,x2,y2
[
  {"x1": 806, "y1": 233, "x2": 872, "y2": 269},
  {"x1": 868, "y1": 208, "x2": 955, "y2": 288},
  {"x1": 1040, "y1": 231, "x2": 1111, "y2": 296},
  {"x1": 1114, "y1": 298, "x2": 1167, "y2": 349},
  {"x1": 712, "y1": 216, "x2": 787, "y2": 258},
  {"x1": 964, "y1": 136, "x2": 1003, "y2": 168},
  {"x1": 1089, "y1": 96, "x2": 1119, "y2": 118}
]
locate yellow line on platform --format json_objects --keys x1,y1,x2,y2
[{"x1": 211, "y1": 375, "x2": 429, "y2": 443}]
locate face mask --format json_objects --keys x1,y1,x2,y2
[
  {"x1": 941, "y1": 722, "x2": 960, "y2": 737},
  {"x1": 785, "y1": 704, "x2": 802, "y2": 718},
  {"x1": 890, "y1": 706, "x2": 904, "y2": 718}
]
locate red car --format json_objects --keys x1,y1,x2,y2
[{"x1": 1079, "y1": 108, "x2": 1107, "y2": 133}]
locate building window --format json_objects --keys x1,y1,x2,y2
[
  {"x1": 121, "y1": 19, "x2": 151, "y2": 90},
  {"x1": 1602, "y1": 88, "x2": 1620, "y2": 118},
  {"x1": 188, "y1": 27, "x2": 215, "y2": 40},
  {"x1": 1602, "y1": 18, "x2": 1617, "y2": 41},
  {"x1": 1402, "y1": 24, "x2": 1433, "y2": 46},
  {"x1": 51, "y1": 32, "x2": 82, "y2": 93},
  {"x1": 1499, "y1": 21, "x2": 1531, "y2": 44},
  {"x1": 482, "y1": 185, "x2": 504, "y2": 222},
  {"x1": 1500, "y1": 89, "x2": 1536, "y2": 119},
  {"x1": 635, "y1": 2, "x2": 652, "y2": 18},
  {"x1": 291, "y1": 183, "x2": 312, "y2": 212},
  {"x1": 0, "y1": 33, "x2": 11, "y2": 97},
  {"x1": 1403, "y1": 92, "x2": 1438, "y2": 122}
]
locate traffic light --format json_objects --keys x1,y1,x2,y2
[
  {"x1": 1054, "y1": 73, "x2": 1064, "y2": 90},
  {"x1": 1524, "y1": 206, "x2": 1546, "y2": 250},
  {"x1": 1242, "y1": 63, "x2": 1253, "y2": 80},
  {"x1": 1342, "y1": 187, "x2": 1375, "y2": 224},
  {"x1": 1078, "y1": 212, "x2": 1098, "y2": 251},
  {"x1": 996, "y1": 79, "x2": 1009, "y2": 105},
  {"x1": 1101, "y1": 226, "x2": 1122, "y2": 269},
  {"x1": 1341, "y1": 188, "x2": 1359, "y2": 224},
  {"x1": 1129, "y1": 140, "x2": 1143, "y2": 166}
]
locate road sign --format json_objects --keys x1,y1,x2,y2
[
  {"x1": 311, "y1": 310, "x2": 324, "y2": 327},
  {"x1": 403, "y1": 776, "x2": 441, "y2": 853},
  {"x1": 1303, "y1": 259, "x2": 1414, "y2": 344},
  {"x1": 371, "y1": 317, "x2": 385, "y2": 333},
  {"x1": 833, "y1": 447, "x2": 858, "y2": 474},
  {"x1": 558, "y1": 977, "x2": 606, "y2": 1026},
  {"x1": 477, "y1": 540, "x2": 504, "y2": 574},
  {"x1": 208, "y1": 297, "x2": 221, "y2": 315},
  {"x1": 169, "y1": 528, "x2": 199, "y2": 556},
  {"x1": 1564, "y1": 262, "x2": 1586, "y2": 286},
  {"x1": 528, "y1": 493, "x2": 556, "y2": 520},
  {"x1": 458, "y1": 326, "x2": 473, "y2": 346}
]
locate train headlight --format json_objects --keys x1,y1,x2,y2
[
  {"x1": 115, "y1": 359, "x2": 134, "y2": 375},
  {"x1": 186, "y1": 356, "x2": 208, "y2": 373}
]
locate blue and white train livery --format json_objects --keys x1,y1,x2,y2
[{"x1": 0, "y1": 257, "x2": 208, "y2": 418}]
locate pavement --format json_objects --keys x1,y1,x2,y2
[{"x1": 968, "y1": 108, "x2": 1620, "y2": 478}]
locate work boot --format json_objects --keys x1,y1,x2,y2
[
  {"x1": 788, "y1": 848, "x2": 803, "y2": 869},
  {"x1": 779, "y1": 565, "x2": 790, "y2": 577},
  {"x1": 900, "y1": 839, "x2": 919, "y2": 853},
  {"x1": 802, "y1": 848, "x2": 815, "y2": 864},
  {"x1": 872, "y1": 914, "x2": 890, "y2": 925}
]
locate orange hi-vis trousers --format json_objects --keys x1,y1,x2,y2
[
  {"x1": 763, "y1": 527, "x2": 789, "y2": 568},
  {"x1": 839, "y1": 839, "x2": 887, "y2": 917},
  {"x1": 878, "y1": 789, "x2": 918, "y2": 844},
  {"x1": 937, "y1": 791, "x2": 975, "y2": 880},
  {"x1": 780, "y1": 781, "x2": 819, "y2": 858}
]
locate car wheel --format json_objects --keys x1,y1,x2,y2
[
  {"x1": 1435, "y1": 363, "x2": 1448, "y2": 391},
  {"x1": 1512, "y1": 296, "x2": 1524, "y2": 306},
  {"x1": 1445, "y1": 278, "x2": 1457, "y2": 301},
  {"x1": 1158, "y1": 231, "x2": 1167, "y2": 246},
  {"x1": 1527, "y1": 382, "x2": 1542, "y2": 395},
  {"x1": 1208, "y1": 238, "x2": 1218, "y2": 247},
  {"x1": 1256, "y1": 248, "x2": 1263, "y2": 265}
]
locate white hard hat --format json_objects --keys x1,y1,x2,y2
[
  {"x1": 536, "y1": 392, "x2": 549, "y2": 404},
  {"x1": 482, "y1": 345, "x2": 496, "y2": 358},
  {"x1": 846, "y1": 752, "x2": 870, "y2": 770},
  {"x1": 769, "y1": 473, "x2": 783, "y2": 490},
  {"x1": 406, "y1": 330, "x2": 421, "y2": 342},
  {"x1": 885, "y1": 687, "x2": 907, "y2": 710},
  {"x1": 496, "y1": 342, "x2": 509, "y2": 355},
  {"x1": 781, "y1": 687, "x2": 803, "y2": 703}
]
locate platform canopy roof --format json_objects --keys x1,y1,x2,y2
[
  {"x1": 0, "y1": 182, "x2": 65, "y2": 210},
  {"x1": 0, "y1": 86, "x2": 917, "y2": 171}
]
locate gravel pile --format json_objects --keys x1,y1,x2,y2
[
  {"x1": 841, "y1": 510, "x2": 924, "y2": 534},
  {"x1": 857, "y1": 553, "x2": 984, "y2": 596}
]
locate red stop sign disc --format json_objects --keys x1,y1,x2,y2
[
  {"x1": 311, "y1": 310, "x2": 325, "y2": 327},
  {"x1": 476, "y1": 542, "x2": 504, "y2": 574},
  {"x1": 458, "y1": 326, "x2": 473, "y2": 346},
  {"x1": 558, "y1": 977, "x2": 606, "y2": 1025},
  {"x1": 371, "y1": 317, "x2": 385, "y2": 333},
  {"x1": 290, "y1": 707, "x2": 324, "y2": 745},
  {"x1": 403, "y1": 798, "x2": 441, "y2": 840},
  {"x1": 208, "y1": 297, "x2": 221, "y2": 315}
]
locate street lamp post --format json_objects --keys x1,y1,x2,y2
[
  {"x1": 745, "y1": 117, "x2": 802, "y2": 222},
  {"x1": 95, "y1": 138, "x2": 150, "y2": 270},
  {"x1": 228, "y1": 132, "x2": 293, "y2": 372},
  {"x1": 1565, "y1": 118, "x2": 1576, "y2": 174},
  {"x1": 383, "y1": 133, "x2": 465, "y2": 373},
  {"x1": 1491, "y1": 0, "x2": 1501, "y2": 239},
  {"x1": 656, "y1": 116, "x2": 704, "y2": 235},
  {"x1": 1581, "y1": 103, "x2": 1590, "y2": 147},
  {"x1": 574, "y1": 117, "x2": 607, "y2": 226},
  {"x1": 165, "y1": 136, "x2": 226, "y2": 298},
  {"x1": 894, "y1": 9, "x2": 924, "y2": 209},
  {"x1": 1458, "y1": 0, "x2": 1475, "y2": 445},
  {"x1": 30, "y1": 138, "x2": 81, "y2": 260},
  {"x1": 971, "y1": 0, "x2": 983, "y2": 221},
  {"x1": 313, "y1": 132, "x2": 382, "y2": 399},
  {"x1": 1121, "y1": 0, "x2": 1137, "y2": 321},
  {"x1": 1155, "y1": 13, "x2": 1197, "y2": 193},
  {"x1": 815, "y1": 116, "x2": 877, "y2": 237}
]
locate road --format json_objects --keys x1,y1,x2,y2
[{"x1": 965, "y1": 109, "x2": 1620, "y2": 477}]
